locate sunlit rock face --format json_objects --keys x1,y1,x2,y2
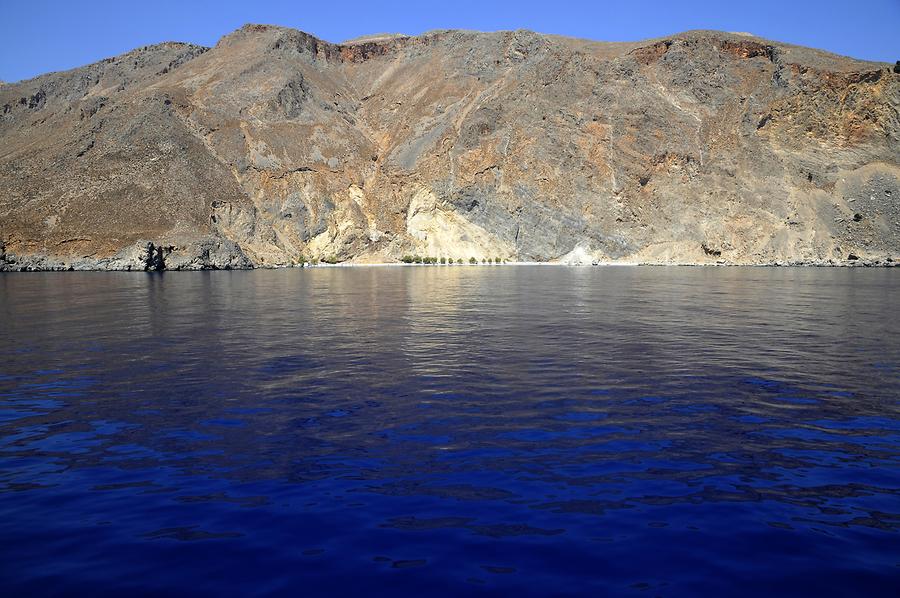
[{"x1": 1, "y1": 24, "x2": 898, "y2": 269}]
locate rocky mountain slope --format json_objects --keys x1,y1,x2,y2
[{"x1": 1, "y1": 24, "x2": 898, "y2": 269}]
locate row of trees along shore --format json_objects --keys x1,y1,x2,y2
[
  {"x1": 400, "y1": 256, "x2": 507, "y2": 265},
  {"x1": 293, "y1": 256, "x2": 510, "y2": 266}
]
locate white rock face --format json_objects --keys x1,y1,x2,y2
[
  {"x1": 406, "y1": 187, "x2": 513, "y2": 260},
  {"x1": 557, "y1": 243, "x2": 597, "y2": 266}
]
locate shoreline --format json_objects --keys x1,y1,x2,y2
[{"x1": 1, "y1": 258, "x2": 896, "y2": 272}]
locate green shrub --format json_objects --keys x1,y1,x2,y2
[
  {"x1": 414, "y1": 255, "x2": 422, "y2": 264},
  {"x1": 401, "y1": 255, "x2": 415, "y2": 263},
  {"x1": 469, "y1": 257, "x2": 477, "y2": 264},
  {"x1": 457, "y1": 258, "x2": 463, "y2": 264},
  {"x1": 440, "y1": 257, "x2": 446, "y2": 264},
  {"x1": 495, "y1": 257, "x2": 502, "y2": 264}
]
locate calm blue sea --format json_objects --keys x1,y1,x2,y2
[{"x1": 1, "y1": 266, "x2": 898, "y2": 596}]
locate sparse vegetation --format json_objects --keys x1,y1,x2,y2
[
  {"x1": 322, "y1": 255, "x2": 341, "y2": 264},
  {"x1": 400, "y1": 254, "x2": 451, "y2": 264},
  {"x1": 457, "y1": 258, "x2": 463, "y2": 264}
]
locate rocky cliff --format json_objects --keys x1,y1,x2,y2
[{"x1": 1, "y1": 25, "x2": 898, "y2": 270}]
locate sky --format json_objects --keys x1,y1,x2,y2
[{"x1": 1, "y1": 0, "x2": 898, "y2": 82}]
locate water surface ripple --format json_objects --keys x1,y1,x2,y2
[{"x1": 1, "y1": 267, "x2": 898, "y2": 595}]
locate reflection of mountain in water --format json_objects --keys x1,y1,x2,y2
[{"x1": 0, "y1": 267, "x2": 898, "y2": 593}]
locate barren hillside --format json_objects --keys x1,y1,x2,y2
[{"x1": 1, "y1": 24, "x2": 898, "y2": 269}]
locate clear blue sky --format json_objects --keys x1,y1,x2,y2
[{"x1": 1, "y1": 0, "x2": 898, "y2": 82}]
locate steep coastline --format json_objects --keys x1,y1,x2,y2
[{"x1": 2, "y1": 25, "x2": 898, "y2": 270}]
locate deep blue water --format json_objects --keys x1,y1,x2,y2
[{"x1": 1, "y1": 266, "x2": 898, "y2": 596}]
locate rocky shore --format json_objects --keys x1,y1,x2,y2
[
  {"x1": 1, "y1": 240, "x2": 894, "y2": 271},
  {"x1": 0, "y1": 239, "x2": 251, "y2": 271}
]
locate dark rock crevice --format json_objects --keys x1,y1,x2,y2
[{"x1": 268, "y1": 76, "x2": 310, "y2": 119}]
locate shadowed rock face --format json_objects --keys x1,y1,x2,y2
[{"x1": 1, "y1": 24, "x2": 898, "y2": 269}]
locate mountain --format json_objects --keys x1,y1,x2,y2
[{"x1": 1, "y1": 24, "x2": 898, "y2": 270}]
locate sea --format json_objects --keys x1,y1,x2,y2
[{"x1": 1, "y1": 266, "x2": 898, "y2": 595}]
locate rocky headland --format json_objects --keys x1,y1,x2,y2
[{"x1": 1, "y1": 25, "x2": 898, "y2": 270}]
